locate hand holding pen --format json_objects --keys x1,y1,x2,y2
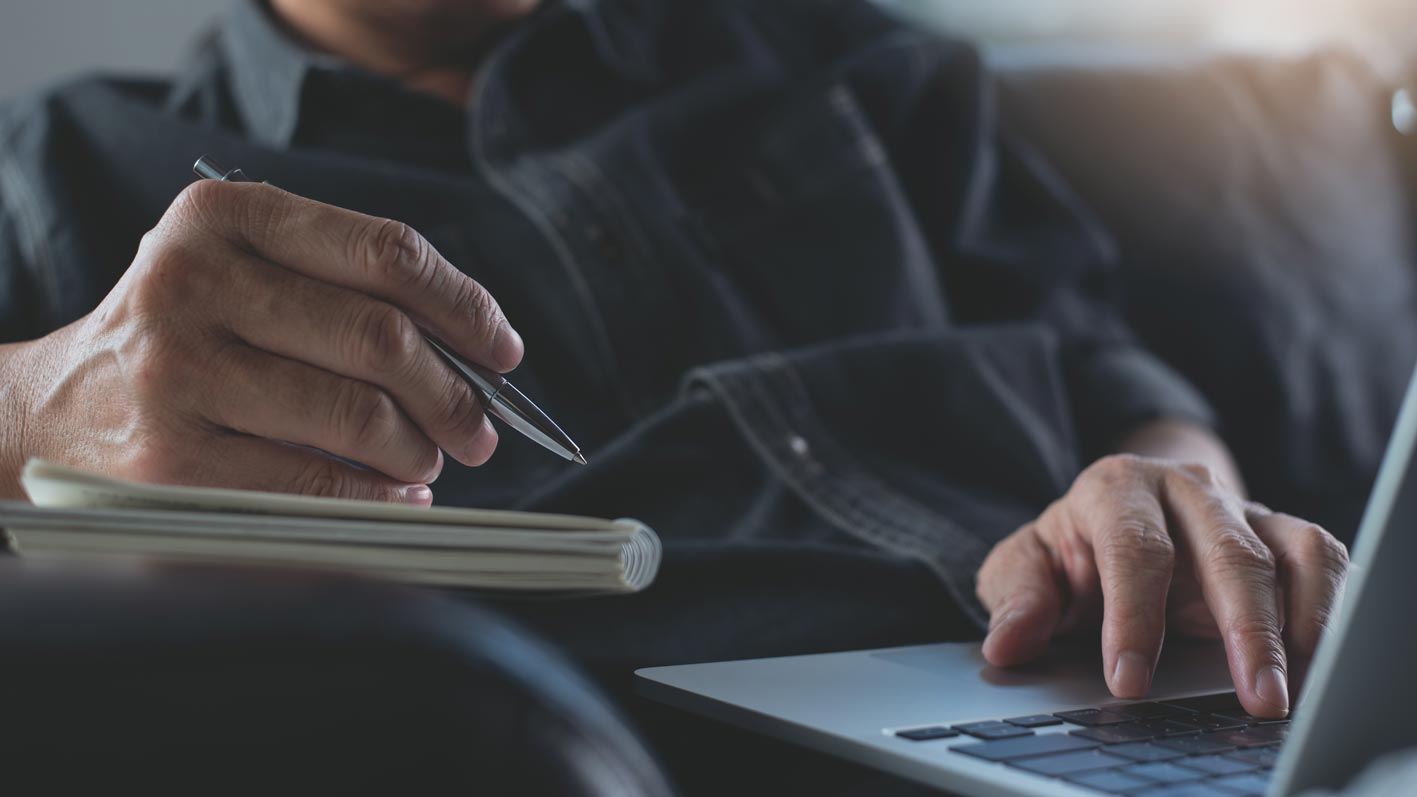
[
  {"x1": 6, "y1": 154, "x2": 580, "y2": 504},
  {"x1": 194, "y1": 156, "x2": 584, "y2": 466}
]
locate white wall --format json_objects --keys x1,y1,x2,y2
[
  {"x1": 0, "y1": 0, "x2": 229, "y2": 100},
  {"x1": 2, "y1": 0, "x2": 1413, "y2": 101},
  {"x1": 886, "y1": 0, "x2": 1416, "y2": 77}
]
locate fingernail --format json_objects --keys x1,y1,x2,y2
[
  {"x1": 988, "y1": 608, "x2": 1022, "y2": 634},
  {"x1": 491, "y1": 321, "x2": 524, "y2": 372},
  {"x1": 1112, "y1": 651, "x2": 1153, "y2": 698},
  {"x1": 402, "y1": 484, "x2": 433, "y2": 505},
  {"x1": 983, "y1": 610, "x2": 1018, "y2": 661},
  {"x1": 1254, "y1": 665, "x2": 1290, "y2": 716},
  {"x1": 425, "y1": 449, "x2": 445, "y2": 485}
]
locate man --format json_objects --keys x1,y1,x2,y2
[{"x1": 0, "y1": 0, "x2": 1347, "y2": 784}]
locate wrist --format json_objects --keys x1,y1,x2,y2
[
  {"x1": 0, "y1": 337, "x2": 45, "y2": 499},
  {"x1": 1114, "y1": 418, "x2": 1247, "y2": 498}
]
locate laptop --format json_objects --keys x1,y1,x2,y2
[{"x1": 635, "y1": 372, "x2": 1417, "y2": 796}]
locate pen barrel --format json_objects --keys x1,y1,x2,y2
[
  {"x1": 193, "y1": 156, "x2": 253, "y2": 184},
  {"x1": 424, "y1": 338, "x2": 579, "y2": 462},
  {"x1": 485, "y1": 380, "x2": 580, "y2": 462},
  {"x1": 191, "y1": 156, "x2": 583, "y2": 464}
]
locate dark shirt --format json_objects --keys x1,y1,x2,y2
[{"x1": 0, "y1": 0, "x2": 1213, "y2": 661}]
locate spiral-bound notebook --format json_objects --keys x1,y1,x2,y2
[{"x1": 0, "y1": 459, "x2": 660, "y2": 594}]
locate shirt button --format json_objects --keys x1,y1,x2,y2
[
  {"x1": 788, "y1": 435, "x2": 811, "y2": 457},
  {"x1": 1392, "y1": 89, "x2": 1417, "y2": 135}
]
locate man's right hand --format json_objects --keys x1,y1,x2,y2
[{"x1": 2, "y1": 179, "x2": 523, "y2": 502}]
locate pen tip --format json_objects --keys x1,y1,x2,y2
[{"x1": 572, "y1": 452, "x2": 588, "y2": 465}]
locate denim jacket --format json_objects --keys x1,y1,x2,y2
[{"x1": 0, "y1": 0, "x2": 1213, "y2": 651}]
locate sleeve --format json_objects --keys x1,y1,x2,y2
[
  {"x1": 951, "y1": 126, "x2": 1219, "y2": 454},
  {"x1": 0, "y1": 140, "x2": 51, "y2": 344},
  {"x1": 830, "y1": 16, "x2": 1218, "y2": 455}
]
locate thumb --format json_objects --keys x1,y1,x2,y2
[{"x1": 979, "y1": 526, "x2": 1066, "y2": 667}]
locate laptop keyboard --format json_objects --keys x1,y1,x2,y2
[{"x1": 893, "y1": 692, "x2": 1287, "y2": 796}]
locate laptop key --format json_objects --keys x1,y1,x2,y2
[
  {"x1": 1212, "y1": 711, "x2": 1290, "y2": 727},
  {"x1": 1106, "y1": 742, "x2": 1187, "y2": 762},
  {"x1": 1105, "y1": 702, "x2": 1191, "y2": 721},
  {"x1": 1151, "y1": 735, "x2": 1236, "y2": 756},
  {"x1": 1064, "y1": 768, "x2": 1154, "y2": 794},
  {"x1": 1071, "y1": 723, "x2": 1160, "y2": 744},
  {"x1": 1123, "y1": 762, "x2": 1207, "y2": 785},
  {"x1": 1004, "y1": 714, "x2": 1064, "y2": 728},
  {"x1": 895, "y1": 726, "x2": 959, "y2": 741},
  {"x1": 1205, "y1": 728, "x2": 1284, "y2": 749},
  {"x1": 1183, "y1": 714, "x2": 1248, "y2": 732},
  {"x1": 1131, "y1": 785, "x2": 1245, "y2": 797},
  {"x1": 1234, "y1": 723, "x2": 1287, "y2": 744},
  {"x1": 950, "y1": 732, "x2": 1098, "y2": 762},
  {"x1": 1008, "y1": 748, "x2": 1132, "y2": 777},
  {"x1": 1056, "y1": 708, "x2": 1132, "y2": 726},
  {"x1": 1159, "y1": 692, "x2": 1243, "y2": 715},
  {"x1": 951, "y1": 720, "x2": 1001, "y2": 731},
  {"x1": 1134, "y1": 718, "x2": 1204, "y2": 737},
  {"x1": 1224, "y1": 747, "x2": 1279, "y2": 768},
  {"x1": 951, "y1": 721, "x2": 1034, "y2": 740},
  {"x1": 1175, "y1": 754, "x2": 1258, "y2": 776},
  {"x1": 1209, "y1": 771, "x2": 1272, "y2": 796}
]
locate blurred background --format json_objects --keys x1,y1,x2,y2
[{"x1": 2, "y1": 0, "x2": 1415, "y2": 100}]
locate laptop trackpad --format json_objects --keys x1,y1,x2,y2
[
  {"x1": 860, "y1": 638, "x2": 1234, "y2": 724},
  {"x1": 637, "y1": 638, "x2": 1234, "y2": 735}
]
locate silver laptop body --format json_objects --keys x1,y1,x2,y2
[{"x1": 636, "y1": 372, "x2": 1417, "y2": 796}]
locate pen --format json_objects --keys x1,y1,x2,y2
[{"x1": 192, "y1": 155, "x2": 587, "y2": 466}]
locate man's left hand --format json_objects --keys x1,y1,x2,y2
[{"x1": 976, "y1": 454, "x2": 1349, "y2": 719}]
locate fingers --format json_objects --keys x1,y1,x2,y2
[
  {"x1": 223, "y1": 256, "x2": 498, "y2": 467},
  {"x1": 978, "y1": 524, "x2": 1067, "y2": 667},
  {"x1": 170, "y1": 180, "x2": 523, "y2": 373},
  {"x1": 990, "y1": 451, "x2": 1337, "y2": 719},
  {"x1": 201, "y1": 344, "x2": 442, "y2": 485},
  {"x1": 1079, "y1": 458, "x2": 1174, "y2": 699},
  {"x1": 196, "y1": 436, "x2": 434, "y2": 504},
  {"x1": 1247, "y1": 507, "x2": 1349, "y2": 680},
  {"x1": 1166, "y1": 471, "x2": 1289, "y2": 718}
]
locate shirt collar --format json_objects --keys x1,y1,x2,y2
[
  {"x1": 217, "y1": 0, "x2": 660, "y2": 149},
  {"x1": 219, "y1": 0, "x2": 341, "y2": 148},
  {"x1": 566, "y1": 0, "x2": 661, "y2": 83}
]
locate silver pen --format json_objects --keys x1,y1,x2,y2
[{"x1": 193, "y1": 155, "x2": 586, "y2": 465}]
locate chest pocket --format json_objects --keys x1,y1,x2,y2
[{"x1": 684, "y1": 83, "x2": 949, "y2": 349}]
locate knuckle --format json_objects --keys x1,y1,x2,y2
[
  {"x1": 1079, "y1": 455, "x2": 1155, "y2": 503},
  {"x1": 331, "y1": 380, "x2": 402, "y2": 452},
  {"x1": 352, "y1": 303, "x2": 422, "y2": 375},
  {"x1": 122, "y1": 434, "x2": 192, "y2": 486},
  {"x1": 1101, "y1": 519, "x2": 1175, "y2": 573},
  {"x1": 1177, "y1": 461, "x2": 1217, "y2": 485},
  {"x1": 170, "y1": 180, "x2": 276, "y2": 240},
  {"x1": 356, "y1": 217, "x2": 434, "y2": 290},
  {"x1": 459, "y1": 278, "x2": 505, "y2": 343},
  {"x1": 135, "y1": 228, "x2": 166, "y2": 261},
  {"x1": 1292, "y1": 522, "x2": 1350, "y2": 575},
  {"x1": 1227, "y1": 616, "x2": 1286, "y2": 661},
  {"x1": 169, "y1": 178, "x2": 229, "y2": 221},
  {"x1": 292, "y1": 457, "x2": 358, "y2": 500},
  {"x1": 1086, "y1": 453, "x2": 1145, "y2": 484},
  {"x1": 133, "y1": 241, "x2": 203, "y2": 312},
  {"x1": 428, "y1": 378, "x2": 484, "y2": 435},
  {"x1": 1202, "y1": 528, "x2": 1277, "y2": 576},
  {"x1": 293, "y1": 458, "x2": 400, "y2": 503}
]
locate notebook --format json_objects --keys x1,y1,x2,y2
[{"x1": 0, "y1": 459, "x2": 660, "y2": 594}]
